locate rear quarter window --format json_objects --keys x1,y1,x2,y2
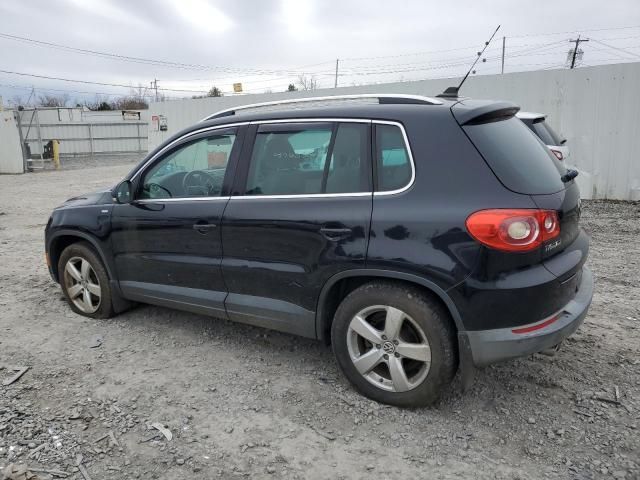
[
  {"x1": 375, "y1": 124, "x2": 412, "y2": 192},
  {"x1": 463, "y1": 117, "x2": 566, "y2": 195}
]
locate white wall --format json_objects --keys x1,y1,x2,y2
[
  {"x1": 0, "y1": 111, "x2": 24, "y2": 174},
  {"x1": 149, "y1": 63, "x2": 640, "y2": 200}
]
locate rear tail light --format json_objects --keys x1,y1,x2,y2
[
  {"x1": 550, "y1": 149, "x2": 563, "y2": 161},
  {"x1": 466, "y1": 209, "x2": 560, "y2": 252}
]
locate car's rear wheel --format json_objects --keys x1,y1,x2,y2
[
  {"x1": 58, "y1": 242, "x2": 114, "y2": 319},
  {"x1": 331, "y1": 281, "x2": 457, "y2": 407}
]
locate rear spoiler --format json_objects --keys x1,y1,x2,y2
[{"x1": 451, "y1": 101, "x2": 520, "y2": 126}]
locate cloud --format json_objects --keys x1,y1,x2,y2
[{"x1": 0, "y1": 0, "x2": 638, "y2": 104}]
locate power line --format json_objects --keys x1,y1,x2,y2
[
  {"x1": 0, "y1": 82, "x2": 131, "y2": 98},
  {"x1": 508, "y1": 24, "x2": 640, "y2": 39},
  {"x1": 590, "y1": 38, "x2": 640, "y2": 59},
  {"x1": 0, "y1": 69, "x2": 209, "y2": 93},
  {"x1": 0, "y1": 31, "x2": 337, "y2": 77}
]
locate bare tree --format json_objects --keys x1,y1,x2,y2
[
  {"x1": 296, "y1": 75, "x2": 318, "y2": 91},
  {"x1": 112, "y1": 96, "x2": 149, "y2": 110},
  {"x1": 37, "y1": 94, "x2": 70, "y2": 107}
]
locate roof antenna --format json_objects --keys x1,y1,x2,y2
[{"x1": 437, "y1": 25, "x2": 501, "y2": 99}]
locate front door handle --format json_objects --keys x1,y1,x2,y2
[
  {"x1": 320, "y1": 227, "x2": 353, "y2": 240},
  {"x1": 193, "y1": 222, "x2": 217, "y2": 234}
]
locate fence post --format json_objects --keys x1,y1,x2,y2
[
  {"x1": 88, "y1": 123, "x2": 94, "y2": 159},
  {"x1": 14, "y1": 110, "x2": 28, "y2": 173},
  {"x1": 35, "y1": 108, "x2": 44, "y2": 169},
  {"x1": 137, "y1": 123, "x2": 142, "y2": 153}
]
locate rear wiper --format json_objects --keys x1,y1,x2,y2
[{"x1": 561, "y1": 169, "x2": 579, "y2": 183}]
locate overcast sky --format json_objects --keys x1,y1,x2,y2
[{"x1": 1, "y1": 0, "x2": 639, "y2": 105}]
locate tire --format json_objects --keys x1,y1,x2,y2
[
  {"x1": 331, "y1": 281, "x2": 457, "y2": 407},
  {"x1": 58, "y1": 241, "x2": 115, "y2": 319}
]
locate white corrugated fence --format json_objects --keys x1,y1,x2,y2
[{"x1": 149, "y1": 62, "x2": 640, "y2": 200}]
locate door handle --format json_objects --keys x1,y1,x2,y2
[
  {"x1": 320, "y1": 227, "x2": 353, "y2": 240},
  {"x1": 193, "y1": 222, "x2": 217, "y2": 233}
]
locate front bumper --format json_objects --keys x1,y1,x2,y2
[{"x1": 462, "y1": 266, "x2": 593, "y2": 367}]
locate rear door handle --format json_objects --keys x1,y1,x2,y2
[{"x1": 320, "y1": 227, "x2": 353, "y2": 240}]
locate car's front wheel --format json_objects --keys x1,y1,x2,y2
[
  {"x1": 58, "y1": 242, "x2": 114, "y2": 319},
  {"x1": 331, "y1": 281, "x2": 457, "y2": 407}
]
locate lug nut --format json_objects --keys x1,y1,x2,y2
[
  {"x1": 383, "y1": 354, "x2": 388, "y2": 360},
  {"x1": 376, "y1": 344, "x2": 381, "y2": 349},
  {"x1": 394, "y1": 352, "x2": 400, "y2": 358},
  {"x1": 381, "y1": 335, "x2": 387, "y2": 340},
  {"x1": 393, "y1": 340, "x2": 399, "y2": 345}
]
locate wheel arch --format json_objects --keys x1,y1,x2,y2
[
  {"x1": 315, "y1": 269, "x2": 464, "y2": 343},
  {"x1": 48, "y1": 230, "x2": 114, "y2": 283},
  {"x1": 48, "y1": 229, "x2": 133, "y2": 314}
]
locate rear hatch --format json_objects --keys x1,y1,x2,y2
[{"x1": 454, "y1": 104, "x2": 587, "y2": 280}]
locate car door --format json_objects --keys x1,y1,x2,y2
[
  {"x1": 220, "y1": 120, "x2": 373, "y2": 338},
  {"x1": 110, "y1": 125, "x2": 244, "y2": 317}
]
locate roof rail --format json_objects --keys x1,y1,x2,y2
[{"x1": 200, "y1": 93, "x2": 443, "y2": 122}]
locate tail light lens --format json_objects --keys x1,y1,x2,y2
[
  {"x1": 466, "y1": 209, "x2": 560, "y2": 252},
  {"x1": 550, "y1": 149, "x2": 563, "y2": 161}
]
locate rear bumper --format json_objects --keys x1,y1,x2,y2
[{"x1": 462, "y1": 266, "x2": 593, "y2": 367}]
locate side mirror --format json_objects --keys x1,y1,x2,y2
[{"x1": 113, "y1": 180, "x2": 132, "y2": 204}]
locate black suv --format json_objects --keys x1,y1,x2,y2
[{"x1": 45, "y1": 94, "x2": 593, "y2": 407}]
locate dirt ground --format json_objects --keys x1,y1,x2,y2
[{"x1": 0, "y1": 161, "x2": 638, "y2": 480}]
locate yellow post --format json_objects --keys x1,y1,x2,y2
[{"x1": 52, "y1": 140, "x2": 60, "y2": 170}]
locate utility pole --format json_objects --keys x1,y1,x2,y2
[
  {"x1": 334, "y1": 59, "x2": 339, "y2": 88},
  {"x1": 569, "y1": 35, "x2": 589, "y2": 69},
  {"x1": 150, "y1": 79, "x2": 158, "y2": 102},
  {"x1": 501, "y1": 36, "x2": 505, "y2": 74}
]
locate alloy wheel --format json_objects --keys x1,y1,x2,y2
[
  {"x1": 346, "y1": 305, "x2": 431, "y2": 392},
  {"x1": 63, "y1": 256, "x2": 102, "y2": 314}
]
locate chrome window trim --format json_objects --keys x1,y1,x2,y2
[
  {"x1": 131, "y1": 117, "x2": 415, "y2": 203},
  {"x1": 372, "y1": 120, "x2": 416, "y2": 196},
  {"x1": 250, "y1": 117, "x2": 371, "y2": 125},
  {"x1": 130, "y1": 122, "x2": 249, "y2": 182},
  {"x1": 135, "y1": 196, "x2": 231, "y2": 204},
  {"x1": 232, "y1": 118, "x2": 415, "y2": 200},
  {"x1": 200, "y1": 93, "x2": 443, "y2": 122},
  {"x1": 232, "y1": 192, "x2": 372, "y2": 201}
]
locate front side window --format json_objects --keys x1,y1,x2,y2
[
  {"x1": 245, "y1": 123, "x2": 369, "y2": 196},
  {"x1": 139, "y1": 133, "x2": 236, "y2": 199},
  {"x1": 375, "y1": 124, "x2": 412, "y2": 192}
]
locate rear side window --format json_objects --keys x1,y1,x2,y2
[
  {"x1": 375, "y1": 124, "x2": 412, "y2": 192},
  {"x1": 245, "y1": 122, "x2": 369, "y2": 196},
  {"x1": 464, "y1": 117, "x2": 566, "y2": 195}
]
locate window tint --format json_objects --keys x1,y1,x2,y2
[
  {"x1": 245, "y1": 123, "x2": 369, "y2": 195},
  {"x1": 464, "y1": 117, "x2": 566, "y2": 195},
  {"x1": 326, "y1": 123, "x2": 369, "y2": 194},
  {"x1": 530, "y1": 120, "x2": 563, "y2": 146},
  {"x1": 375, "y1": 124, "x2": 411, "y2": 192},
  {"x1": 140, "y1": 133, "x2": 235, "y2": 199}
]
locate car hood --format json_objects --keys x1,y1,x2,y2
[{"x1": 58, "y1": 189, "x2": 113, "y2": 208}]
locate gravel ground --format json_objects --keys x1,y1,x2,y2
[{"x1": 0, "y1": 163, "x2": 638, "y2": 480}]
